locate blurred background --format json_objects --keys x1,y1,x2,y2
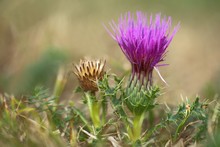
[{"x1": 0, "y1": 0, "x2": 219, "y2": 104}]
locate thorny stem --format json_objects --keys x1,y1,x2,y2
[
  {"x1": 85, "y1": 93, "x2": 101, "y2": 128},
  {"x1": 127, "y1": 113, "x2": 145, "y2": 143},
  {"x1": 173, "y1": 112, "x2": 190, "y2": 142},
  {"x1": 133, "y1": 113, "x2": 145, "y2": 142}
]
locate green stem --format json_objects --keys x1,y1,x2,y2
[
  {"x1": 132, "y1": 113, "x2": 145, "y2": 142},
  {"x1": 86, "y1": 93, "x2": 101, "y2": 128},
  {"x1": 173, "y1": 113, "x2": 190, "y2": 141}
]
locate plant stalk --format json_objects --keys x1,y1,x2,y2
[
  {"x1": 132, "y1": 113, "x2": 145, "y2": 142},
  {"x1": 173, "y1": 112, "x2": 190, "y2": 141},
  {"x1": 86, "y1": 93, "x2": 101, "y2": 128}
]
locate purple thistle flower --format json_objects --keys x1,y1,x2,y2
[{"x1": 106, "y1": 11, "x2": 179, "y2": 87}]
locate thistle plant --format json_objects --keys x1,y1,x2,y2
[
  {"x1": 106, "y1": 11, "x2": 179, "y2": 143},
  {"x1": 74, "y1": 59, "x2": 106, "y2": 128},
  {"x1": 0, "y1": 11, "x2": 217, "y2": 147}
]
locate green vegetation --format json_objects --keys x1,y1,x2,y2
[{"x1": 0, "y1": 72, "x2": 219, "y2": 146}]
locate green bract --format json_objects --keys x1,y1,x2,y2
[{"x1": 125, "y1": 81, "x2": 160, "y2": 115}]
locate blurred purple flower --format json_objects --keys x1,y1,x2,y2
[{"x1": 106, "y1": 12, "x2": 179, "y2": 87}]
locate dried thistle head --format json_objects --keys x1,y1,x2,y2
[{"x1": 74, "y1": 59, "x2": 106, "y2": 93}]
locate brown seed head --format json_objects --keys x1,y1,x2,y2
[{"x1": 74, "y1": 59, "x2": 106, "y2": 92}]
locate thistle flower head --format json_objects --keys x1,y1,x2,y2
[
  {"x1": 107, "y1": 11, "x2": 179, "y2": 87},
  {"x1": 74, "y1": 59, "x2": 106, "y2": 93}
]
